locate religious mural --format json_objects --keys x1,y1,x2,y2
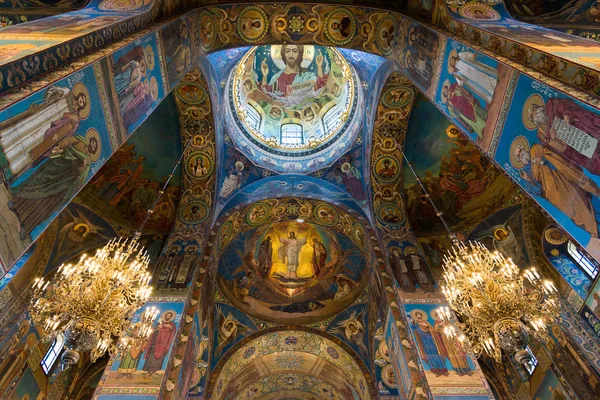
[
  {"x1": 211, "y1": 303, "x2": 258, "y2": 363},
  {"x1": 546, "y1": 322, "x2": 600, "y2": 399},
  {"x1": 542, "y1": 225, "x2": 594, "y2": 299},
  {"x1": 0, "y1": 313, "x2": 43, "y2": 399},
  {"x1": 327, "y1": 303, "x2": 369, "y2": 364},
  {"x1": 0, "y1": 64, "x2": 111, "y2": 270},
  {"x1": 436, "y1": 38, "x2": 513, "y2": 152},
  {"x1": 532, "y1": 367, "x2": 572, "y2": 400},
  {"x1": 397, "y1": 19, "x2": 444, "y2": 97},
  {"x1": 217, "y1": 144, "x2": 262, "y2": 206},
  {"x1": 226, "y1": 44, "x2": 363, "y2": 173},
  {"x1": 494, "y1": 72, "x2": 600, "y2": 259},
  {"x1": 403, "y1": 95, "x2": 515, "y2": 243},
  {"x1": 217, "y1": 220, "x2": 367, "y2": 325},
  {"x1": 404, "y1": 303, "x2": 484, "y2": 389},
  {"x1": 160, "y1": 16, "x2": 194, "y2": 88},
  {"x1": 374, "y1": 319, "x2": 400, "y2": 398},
  {"x1": 98, "y1": 301, "x2": 184, "y2": 395},
  {"x1": 79, "y1": 93, "x2": 182, "y2": 235},
  {"x1": 109, "y1": 33, "x2": 165, "y2": 135}
]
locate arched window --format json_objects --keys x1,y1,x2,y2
[
  {"x1": 41, "y1": 334, "x2": 64, "y2": 374},
  {"x1": 567, "y1": 241, "x2": 598, "y2": 279},
  {"x1": 245, "y1": 104, "x2": 261, "y2": 132},
  {"x1": 523, "y1": 346, "x2": 538, "y2": 375},
  {"x1": 322, "y1": 106, "x2": 343, "y2": 133},
  {"x1": 280, "y1": 123, "x2": 303, "y2": 146}
]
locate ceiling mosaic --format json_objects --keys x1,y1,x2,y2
[
  {"x1": 209, "y1": 329, "x2": 372, "y2": 400},
  {"x1": 225, "y1": 45, "x2": 363, "y2": 173},
  {"x1": 216, "y1": 198, "x2": 368, "y2": 325}
]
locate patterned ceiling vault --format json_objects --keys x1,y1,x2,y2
[
  {"x1": 208, "y1": 328, "x2": 374, "y2": 400},
  {"x1": 3, "y1": 2, "x2": 600, "y2": 400}
]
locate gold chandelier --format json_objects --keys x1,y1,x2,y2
[
  {"x1": 438, "y1": 241, "x2": 560, "y2": 365},
  {"x1": 31, "y1": 236, "x2": 157, "y2": 367},
  {"x1": 29, "y1": 140, "x2": 189, "y2": 368}
]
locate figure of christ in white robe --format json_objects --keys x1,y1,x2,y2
[
  {"x1": 0, "y1": 86, "x2": 74, "y2": 179},
  {"x1": 454, "y1": 51, "x2": 498, "y2": 105},
  {"x1": 278, "y1": 233, "x2": 307, "y2": 278}
]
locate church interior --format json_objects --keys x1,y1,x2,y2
[{"x1": 2, "y1": 0, "x2": 600, "y2": 399}]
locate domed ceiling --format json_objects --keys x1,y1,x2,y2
[{"x1": 225, "y1": 45, "x2": 363, "y2": 173}]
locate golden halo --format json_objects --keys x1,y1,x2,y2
[
  {"x1": 493, "y1": 227, "x2": 508, "y2": 240},
  {"x1": 73, "y1": 223, "x2": 90, "y2": 237},
  {"x1": 270, "y1": 44, "x2": 315, "y2": 71},
  {"x1": 440, "y1": 79, "x2": 451, "y2": 104},
  {"x1": 446, "y1": 125, "x2": 460, "y2": 138},
  {"x1": 447, "y1": 49, "x2": 458, "y2": 75},
  {"x1": 430, "y1": 309, "x2": 441, "y2": 321},
  {"x1": 409, "y1": 309, "x2": 427, "y2": 321},
  {"x1": 184, "y1": 244, "x2": 198, "y2": 252},
  {"x1": 161, "y1": 309, "x2": 177, "y2": 321},
  {"x1": 377, "y1": 341, "x2": 390, "y2": 362},
  {"x1": 72, "y1": 82, "x2": 91, "y2": 120},
  {"x1": 382, "y1": 364, "x2": 397, "y2": 388},
  {"x1": 522, "y1": 94, "x2": 545, "y2": 130},
  {"x1": 403, "y1": 246, "x2": 418, "y2": 255},
  {"x1": 544, "y1": 227, "x2": 567, "y2": 245},
  {"x1": 341, "y1": 162, "x2": 351, "y2": 173},
  {"x1": 144, "y1": 44, "x2": 155, "y2": 71},
  {"x1": 509, "y1": 135, "x2": 530, "y2": 170},
  {"x1": 85, "y1": 128, "x2": 102, "y2": 163},
  {"x1": 150, "y1": 76, "x2": 159, "y2": 101}
]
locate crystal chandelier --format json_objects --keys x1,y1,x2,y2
[
  {"x1": 401, "y1": 146, "x2": 559, "y2": 367},
  {"x1": 31, "y1": 237, "x2": 156, "y2": 367},
  {"x1": 438, "y1": 241, "x2": 559, "y2": 366},
  {"x1": 30, "y1": 140, "x2": 189, "y2": 368}
]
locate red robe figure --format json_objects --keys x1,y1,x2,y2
[{"x1": 143, "y1": 311, "x2": 177, "y2": 376}]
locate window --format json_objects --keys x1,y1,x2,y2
[
  {"x1": 245, "y1": 104, "x2": 261, "y2": 132},
  {"x1": 523, "y1": 346, "x2": 538, "y2": 375},
  {"x1": 322, "y1": 106, "x2": 343, "y2": 133},
  {"x1": 41, "y1": 334, "x2": 63, "y2": 374},
  {"x1": 280, "y1": 123, "x2": 303, "y2": 146},
  {"x1": 567, "y1": 241, "x2": 598, "y2": 279}
]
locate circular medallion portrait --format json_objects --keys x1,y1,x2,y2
[
  {"x1": 187, "y1": 151, "x2": 214, "y2": 180},
  {"x1": 376, "y1": 203, "x2": 405, "y2": 226},
  {"x1": 179, "y1": 200, "x2": 209, "y2": 224}
]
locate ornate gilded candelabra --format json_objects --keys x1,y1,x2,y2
[
  {"x1": 438, "y1": 241, "x2": 559, "y2": 366},
  {"x1": 402, "y1": 145, "x2": 559, "y2": 368},
  {"x1": 30, "y1": 237, "x2": 156, "y2": 367},
  {"x1": 30, "y1": 140, "x2": 190, "y2": 368}
]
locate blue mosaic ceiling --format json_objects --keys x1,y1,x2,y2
[{"x1": 224, "y1": 45, "x2": 364, "y2": 174}]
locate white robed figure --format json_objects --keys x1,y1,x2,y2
[
  {"x1": 0, "y1": 83, "x2": 89, "y2": 181},
  {"x1": 450, "y1": 51, "x2": 498, "y2": 105},
  {"x1": 278, "y1": 231, "x2": 307, "y2": 278}
]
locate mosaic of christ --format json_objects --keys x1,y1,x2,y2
[
  {"x1": 231, "y1": 45, "x2": 356, "y2": 151},
  {"x1": 218, "y1": 222, "x2": 367, "y2": 324}
]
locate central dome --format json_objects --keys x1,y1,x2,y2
[{"x1": 226, "y1": 45, "x2": 362, "y2": 173}]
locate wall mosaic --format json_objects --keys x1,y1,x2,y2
[{"x1": 96, "y1": 300, "x2": 185, "y2": 396}]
